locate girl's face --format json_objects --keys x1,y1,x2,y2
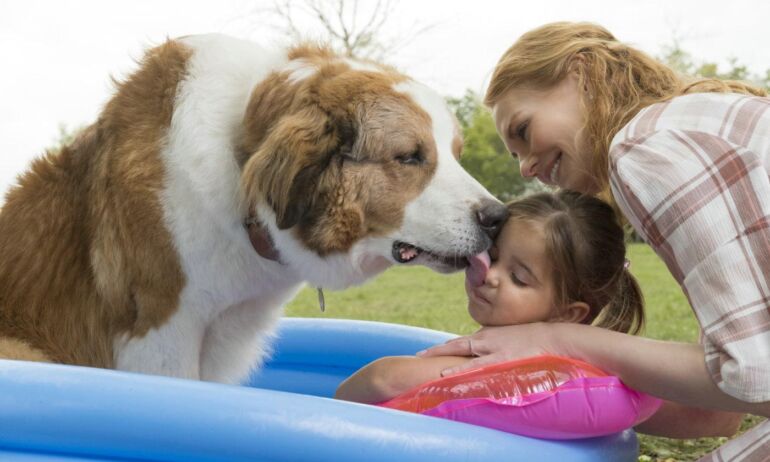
[
  {"x1": 465, "y1": 218, "x2": 558, "y2": 326},
  {"x1": 492, "y1": 73, "x2": 599, "y2": 194}
]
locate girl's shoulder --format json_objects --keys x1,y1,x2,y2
[{"x1": 611, "y1": 92, "x2": 768, "y2": 149}]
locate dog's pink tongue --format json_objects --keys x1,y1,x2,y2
[{"x1": 465, "y1": 251, "x2": 491, "y2": 288}]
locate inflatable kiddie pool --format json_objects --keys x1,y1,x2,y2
[{"x1": 0, "y1": 318, "x2": 640, "y2": 461}]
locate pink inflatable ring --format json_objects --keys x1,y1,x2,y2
[{"x1": 380, "y1": 355, "x2": 662, "y2": 440}]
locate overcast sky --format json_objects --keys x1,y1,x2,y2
[{"x1": 1, "y1": 0, "x2": 768, "y2": 196}]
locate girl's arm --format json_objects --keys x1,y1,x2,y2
[{"x1": 335, "y1": 355, "x2": 469, "y2": 404}]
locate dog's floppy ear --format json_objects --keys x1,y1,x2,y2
[{"x1": 241, "y1": 106, "x2": 354, "y2": 230}]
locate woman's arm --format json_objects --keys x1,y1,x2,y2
[
  {"x1": 635, "y1": 400, "x2": 743, "y2": 438},
  {"x1": 334, "y1": 355, "x2": 470, "y2": 404},
  {"x1": 562, "y1": 324, "x2": 770, "y2": 417},
  {"x1": 607, "y1": 128, "x2": 770, "y2": 410},
  {"x1": 420, "y1": 323, "x2": 770, "y2": 418}
]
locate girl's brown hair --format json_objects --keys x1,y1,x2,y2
[
  {"x1": 507, "y1": 190, "x2": 644, "y2": 335},
  {"x1": 485, "y1": 22, "x2": 767, "y2": 200}
]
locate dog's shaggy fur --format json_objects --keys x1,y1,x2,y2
[{"x1": 0, "y1": 34, "x2": 505, "y2": 383}]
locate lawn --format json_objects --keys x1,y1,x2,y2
[{"x1": 285, "y1": 243, "x2": 765, "y2": 462}]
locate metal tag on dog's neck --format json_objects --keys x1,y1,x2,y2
[{"x1": 317, "y1": 287, "x2": 325, "y2": 312}]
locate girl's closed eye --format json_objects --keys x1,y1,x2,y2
[
  {"x1": 510, "y1": 271, "x2": 527, "y2": 287},
  {"x1": 489, "y1": 245, "x2": 500, "y2": 262}
]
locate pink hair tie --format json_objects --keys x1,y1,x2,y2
[{"x1": 623, "y1": 259, "x2": 631, "y2": 269}]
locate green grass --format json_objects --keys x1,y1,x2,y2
[
  {"x1": 285, "y1": 243, "x2": 765, "y2": 461},
  {"x1": 625, "y1": 245, "x2": 700, "y2": 343}
]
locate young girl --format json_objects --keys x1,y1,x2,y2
[
  {"x1": 419, "y1": 22, "x2": 766, "y2": 456},
  {"x1": 335, "y1": 190, "x2": 644, "y2": 404}
]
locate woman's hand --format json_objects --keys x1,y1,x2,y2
[
  {"x1": 417, "y1": 322, "x2": 566, "y2": 376},
  {"x1": 422, "y1": 322, "x2": 770, "y2": 418}
]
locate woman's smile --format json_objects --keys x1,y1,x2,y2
[
  {"x1": 548, "y1": 154, "x2": 561, "y2": 184},
  {"x1": 492, "y1": 73, "x2": 597, "y2": 193}
]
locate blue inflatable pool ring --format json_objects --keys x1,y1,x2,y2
[{"x1": 0, "y1": 318, "x2": 639, "y2": 461}]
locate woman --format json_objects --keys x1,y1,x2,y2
[{"x1": 420, "y1": 22, "x2": 769, "y2": 459}]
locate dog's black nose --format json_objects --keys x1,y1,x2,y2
[{"x1": 476, "y1": 200, "x2": 509, "y2": 240}]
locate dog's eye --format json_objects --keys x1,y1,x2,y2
[{"x1": 395, "y1": 151, "x2": 423, "y2": 166}]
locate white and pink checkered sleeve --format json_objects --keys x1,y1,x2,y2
[{"x1": 609, "y1": 95, "x2": 770, "y2": 405}]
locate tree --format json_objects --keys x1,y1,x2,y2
[
  {"x1": 658, "y1": 40, "x2": 769, "y2": 91},
  {"x1": 51, "y1": 123, "x2": 85, "y2": 152},
  {"x1": 446, "y1": 90, "x2": 478, "y2": 132},
  {"x1": 259, "y1": 0, "x2": 433, "y2": 61},
  {"x1": 447, "y1": 90, "x2": 533, "y2": 201}
]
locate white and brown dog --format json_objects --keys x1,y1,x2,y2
[{"x1": 0, "y1": 34, "x2": 506, "y2": 384}]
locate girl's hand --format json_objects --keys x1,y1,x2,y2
[{"x1": 417, "y1": 322, "x2": 567, "y2": 376}]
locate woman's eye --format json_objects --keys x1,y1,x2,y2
[
  {"x1": 395, "y1": 151, "x2": 423, "y2": 165},
  {"x1": 515, "y1": 121, "x2": 529, "y2": 141}
]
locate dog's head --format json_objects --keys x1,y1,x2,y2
[{"x1": 239, "y1": 46, "x2": 507, "y2": 289}]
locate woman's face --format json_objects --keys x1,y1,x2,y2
[{"x1": 492, "y1": 73, "x2": 599, "y2": 194}]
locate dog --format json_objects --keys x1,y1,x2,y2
[{"x1": 0, "y1": 34, "x2": 507, "y2": 384}]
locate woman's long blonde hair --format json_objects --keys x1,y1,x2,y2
[{"x1": 485, "y1": 22, "x2": 766, "y2": 199}]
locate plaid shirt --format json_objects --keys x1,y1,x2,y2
[{"x1": 609, "y1": 92, "x2": 770, "y2": 461}]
